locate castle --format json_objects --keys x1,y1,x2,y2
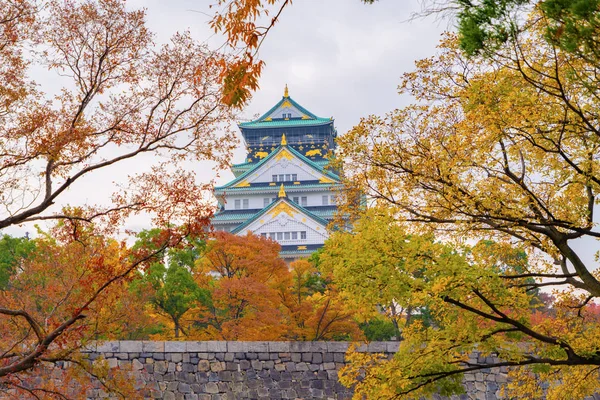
[{"x1": 212, "y1": 86, "x2": 343, "y2": 260}]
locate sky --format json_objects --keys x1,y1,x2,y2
[
  {"x1": 5, "y1": 0, "x2": 448, "y2": 237},
  {"x1": 131, "y1": 0, "x2": 448, "y2": 186}
]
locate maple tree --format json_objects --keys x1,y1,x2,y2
[
  {"x1": 279, "y1": 259, "x2": 362, "y2": 341},
  {"x1": 193, "y1": 232, "x2": 290, "y2": 340},
  {"x1": 0, "y1": 0, "x2": 239, "y2": 396},
  {"x1": 329, "y1": 2, "x2": 600, "y2": 396}
]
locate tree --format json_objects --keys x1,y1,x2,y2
[
  {"x1": 193, "y1": 232, "x2": 290, "y2": 340},
  {"x1": 1, "y1": 223, "x2": 147, "y2": 398},
  {"x1": 131, "y1": 230, "x2": 208, "y2": 339},
  {"x1": 331, "y1": 6, "x2": 600, "y2": 396},
  {"x1": 0, "y1": 234, "x2": 36, "y2": 289},
  {"x1": 0, "y1": 0, "x2": 238, "y2": 396},
  {"x1": 279, "y1": 259, "x2": 363, "y2": 341}
]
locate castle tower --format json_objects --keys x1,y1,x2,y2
[{"x1": 212, "y1": 86, "x2": 342, "y2": 260}]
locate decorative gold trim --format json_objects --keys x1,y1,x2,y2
[
  {"x1": 281, "y1": 99, "x2": 292, "y2": 108},
  {"x1": 297, "y1": 245, "x2": 307, "y2": 250},
  {"x1": 269, "y1": 182, "x2": 276, "y2": 186},
  {"x1": 301, "y1": 115, "x2": 310, "y2": 120},
  {"x1": 268, "y1": 202, "x2": 296, "y2": 218},
  {"x1": 281, "y1": 134, "x2": 287, "y2": 146},
  {"x1": 235, "y1": 180, "x2": 250, "y2": 187},
  {"x1": 278, "y1": 184, "x2": 286, "y2": 198},
  {"x1": 319, "y1": 176, "x2": 335, "y2": 184},
  {"x1": 264, "y1": 117, "x2": 272, "y2": 122},
  {"x1": 275, "y1": 149, "x2": 293, "y2": 161},
  {"x1": 284, "y1": 84, "x2": 289, "y2": 97},
  {"x1": 293, "y1": 181, "x2": 300, "y2": 185}
]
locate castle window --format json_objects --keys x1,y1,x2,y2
[
  {"x1": 264, "y1": 198, "x2": 270, "y2": 207},
  {"x1": 284, "y1": 232, "x2": 290, "y2": 240},
  {"x1": 261, "y1": 233, "x2": 267, "y2": 238},
  {"x1": 322, "y1": 195, "x2": 329, "y2": 205},
  {"x1": 272, "y1": 175, "x2": 278, "y2": 182},
  {"x1": 279, "y1": 174, "x2": 284, "y2": 181},
  {"x1": 269, "y1": 232, "x2": 276, "y2": 239},
  {"x1": 292, "y1": 174, "x2": 297, "y2": 181},
  {"x1": 301, "y1": 196, "x2": 307, "y2": 206},
  {"x1": 292, "y1": 232, "x2": 298, "y2": 240},
  {"x1": 277, "y1": 232, "x2": 283, "y2": 240},
  {"x1": 285, "y1": 174, "x2": 291, "y2": 181},
  {"x1": 234, "y1": 199, "x2": 241, "y2": 209},
  {"x1": 293, "y1": 196, "x2": 299, "y2": 204},
  {"x1": 300, "y1": 231, "x2": 307, "y2": 240},
  {"x1": 242, "y1": 199, "x2": 249, "y2": 209}
]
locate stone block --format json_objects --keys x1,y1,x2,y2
[
  {"x1": 326, "y1": 342, "x2": 349, "y2": 353},
  {"x1": 186, "y1": 342, "x2": 207, "y2": 352},
  {"x1": 251, "y1": 360, "x2": 262, "y2": 370},
  {"x1": 269, "y1": 342, "x2": 290, "y2": 353},
  {"x1": 96, "y1": 341, "x2": 120, "y2": 353},
  {"x1": 310, "y1": 342, "x2": 328, "y2": 352},
  {"x1": 301, "y1": 353, "x2": 312, "y2": 362},
  {"x1": 143, "y1": 341, "x2": 165, "y2": 353},
  {"x1": 258, "y1": 353, "x2": 270, "y2": 361},
  {"x1": 120, "y1": 341, "x2": 143, "y2": 353},
  {"x1": 205, "y1": 382, "x2": 219, "y2": 394},
  {"x1": 296, "y1": 362, "x2": 309, "y2": 372},
  {"x1": 385, "y1": 341, "x2": 400, "y2": 353},
  {"x1": 107, "y1": 358, "x2": 118, "y2": 368},
  {"x1": 132, "y1": 359, "x2": 143, "y2": 370},
  {"x1": 247, "y1": 342, "x2": 269, "y2": 353},
  {"x1": 226, "y1": 342, "x2": 246, "y2": 353},
  {"x1": 275, "y1": 363, "x2": 286, "y2": 372},
  {"x1": 289, "y1": 342, "x2": 312, "y2": 352},
  {"x1": 165, "y1": 342, "x2": 187, "y2": 353},
  {"x1": 205, "y1": 341, "x2": 227, "y2": 352},
  {"x1": 290, "y1": 353, "x2": 301, "y2": 362},
  {"x1": 323, "y1": 362, "x2": 336, "y2": 370},
  {"x1": 210, "y1": 361, "x2": 225, "y2": 372},
  {"x1": 368, "y1": 342, "x2": 387, "y2": 353},
  {"x1": 312, "y1": 353, "x2": 323, "y2": 364}
]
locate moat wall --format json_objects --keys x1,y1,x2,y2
[{"x1": 81, "y1": 341, "x2": 508, "y2": 399}]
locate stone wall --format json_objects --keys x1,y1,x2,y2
[{"x1": 81, "y1": 341, "x2": 506, "y2": 399}]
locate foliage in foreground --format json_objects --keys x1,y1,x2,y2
[{"x1": 329, "y1": 3, "x2": 600, "y2": 397}]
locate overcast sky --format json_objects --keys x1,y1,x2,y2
[
  {"x1": 5, "y1": 0, "x2": 449, "y2": 237},
  {"x1": 130, "y1": 0, "x2": 448, "y2": 185}
]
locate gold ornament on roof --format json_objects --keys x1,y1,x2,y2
[
  {"x1": 278, "y1": 183, "x2": 286, "y2": 198},
  {"x1": 281, "y1": 134, "x2": 287, "y2": 146},
  {"x1": 284, "y1": 84, "x2": 289, "y2": 97}
]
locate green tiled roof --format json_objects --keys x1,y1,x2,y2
[
  {"x1": 239, "y1": 118, "x2": 332, "y2": 129},
  {"x1": 214, "y1": 182, "x2": 341, "y2": 195},
  {"x1": 212, "y1": 212, "x2": 258, "y2": 222},
  {"x1": 239, "y1": 94, "x2": 331, "y2": 129}
]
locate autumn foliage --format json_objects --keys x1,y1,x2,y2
[
  {"x1": 125, "y1": 231, "x2": 362, "y2": 342},
  {"x1": 0, "y1": 0, "x2": 242, "y2": 397}
]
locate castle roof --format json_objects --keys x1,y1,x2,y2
[
  {"x1": 214, "y1": 141, "x2": 341, "y2": 192},
  {"x1": 230, "y1": 196, "x2": 330, "y2": 235},
  {"x1": 239, "y1": 87, "x2": 332, "y2": 130}
]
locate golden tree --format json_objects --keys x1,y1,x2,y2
[{"x1": 331, "y1": 6, "x2": 600, "y2": 397}]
